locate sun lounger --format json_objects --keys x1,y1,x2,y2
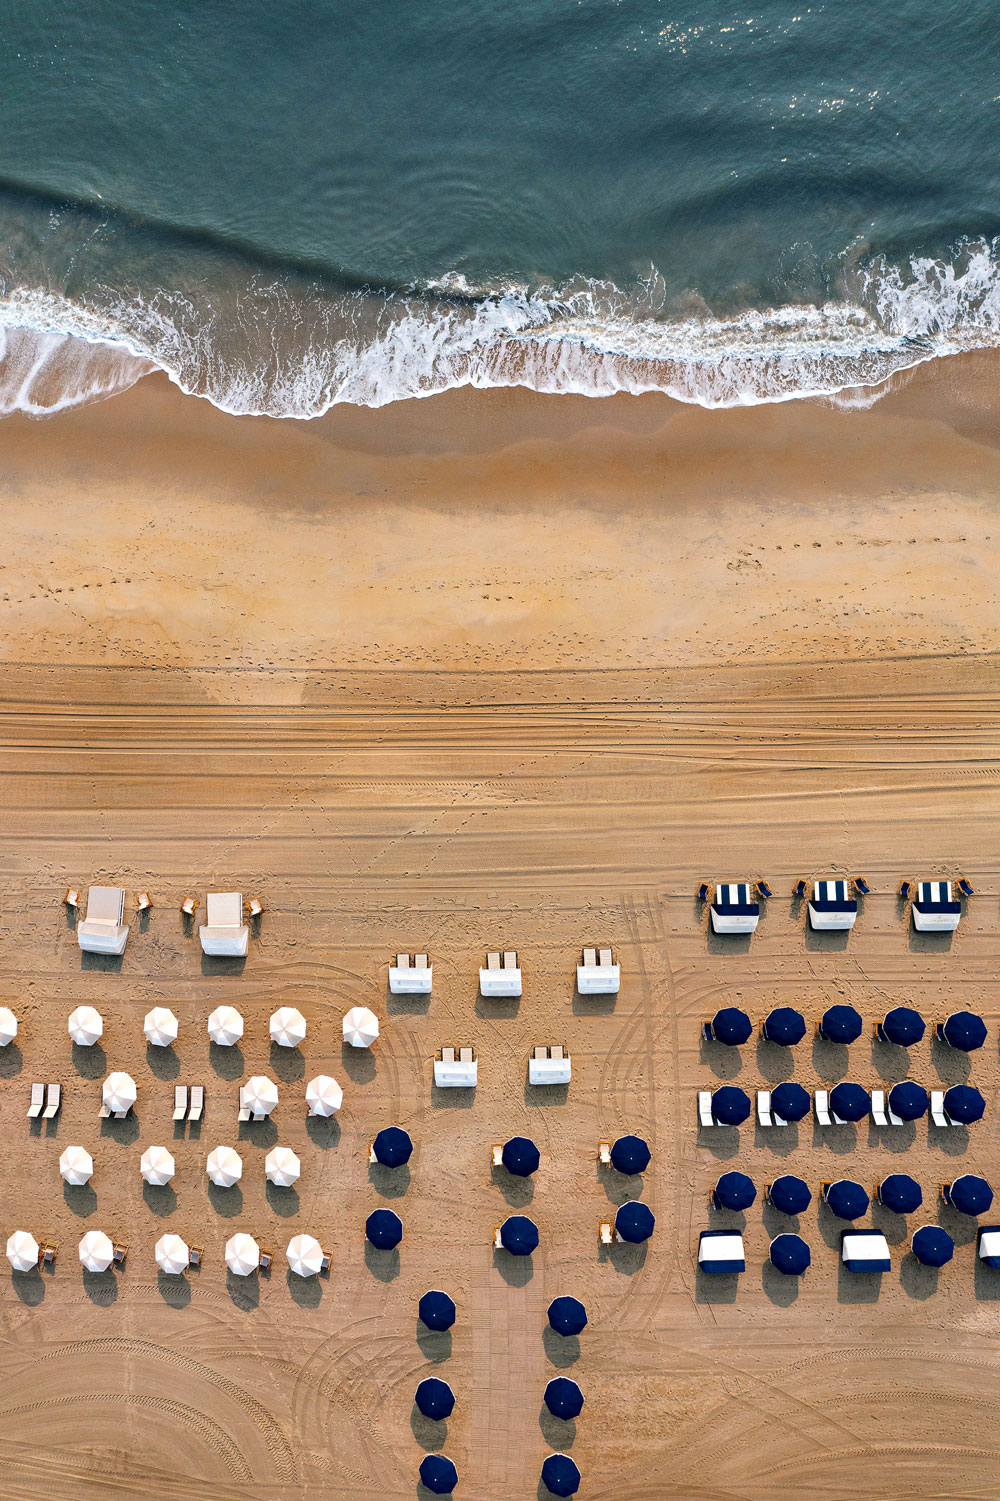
[
  {"x1": 958, "y1": 878, "x2": 974, "y2": 897},
  {"x1": 930, "y1": 1090, "x2": 949, "y2": 1128},
  {"x1": 77, "y1": 885, "x2": 130, "y2": 955},
  {"x1": 173, "y1": 1085, "x2": 188, "y2": 1121},
  {"x1": 441, "y1": 1046, "x2": 455, "y2": 1063},
  {"x1": 793, "y1": 879, "x2": 807, "y2": 898},
  {"x1": 854, "y1": 876, "x2": 871, "y2": 895},
  {"x1": 599, "y1": 1221, "x2": 613, "y2": 1246},
  {"x1": 814, "y1": 1090, "x2": 832, "y2": 1126},
  {"x1": 199, "y1": 892, "x2": 249, "y2": 958},
  {"x1": 697, "y1": 882, "x2": 710, "y2": 902},
  {"x1": 113, "y1": 1244, "x2": 128, "y2": 1266},
  {"x1": 493, "y1": 1226, "x2": 503, "y2": 1250},
  {"x1": 99, "y1": 1101, "x2": 111, "y2": 1119},
  {"x1": 238, "y1": 1088, "x2": 251, "y2": 1123},
  {"x1": 598, "y1": 1140, "x2": 611, "y2": 1165},
  {"x1": 41, "y1": 1243, "x2": 57, "y2": 1266},
  {"x1": 63, "y1": 888, "x2": 80, "y2": 908},
  {"x1": 755, "y1": 880, "x2": 773, "y2": 900},
  {"x1": 135, "y1": 891, "x2": 152, "y2": 911},
  {"x1": 320, "y1": 1253, "x2": 331, "y2": 1273},
  {"x1": 492, "y1": 1144, "x2": 503, "y2": 1167},
  {"x1": 182, "y1": 897, "x2": 197, "y2": 915},
  {"x1": 898, "y1": 880, "x2": 911, "y2": 899},
  {"x1": 27, "y1": 1082, "x2": 44, "y2": 1119},
  {"x1": 757, "y1": 1090, "x2": 773, "y2": 1127},
  {"x1": 459, "y1": 1047, "x2": 474, "y2": 1064},
  {"x1": 870, "y1": 1089, "x2": 888, "y2": 1126},
  {"x1": 42, "y1": 1084, "x2": 61, "y2": 1119},
  {"x1": 259, "y1": 1248, "x2": 273, "y2": 1270},
  {"x1": 368, "y1": 1143, "x2": 378, "y2": 1164},
  {"x1": 188, "y1": 1086, "x2": 203, "y2": 1123},
  {"x1": 188, "y1": 1246, "x2": 203, "y2": 1266},
  {"x1": 698, "y1": 1091, "x2": 714, "y2": 1127}
]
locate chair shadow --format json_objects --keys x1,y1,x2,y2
[
  {"x1": 542, "y1": 1328, "x2": 580, "y2": 1367},
  {"x1": 209, "y1": 1043, "x2": 244, "y2": 1081},
  {"x1": 364, "y1": 1243, "x2": 401, "y2": 1282},
  {"x1": 493, "y1": 1250, "x2": 533, "y2": 1286},
  {"x1": 146, "y1": 1044, "x2": 180, "y2": 1081},
  {"x1": 72, "y1": 1042, "x2": 106, "y2": 1079}
]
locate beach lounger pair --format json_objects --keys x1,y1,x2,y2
[
  {"x1": 173, "y1": 1085, "x2": 204, "y2": 1122},
  {"x1": 27, "y1": 1083, "x2": 61, "y2": 1119},
  {"x1": 757, "y1": 1090, "x2": 786, "y2": 1127}
]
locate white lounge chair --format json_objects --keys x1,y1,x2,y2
[
  {"x1": 188, "y1": 1086, "x2": 204, "y2": 1123},
  {"x1": 199, "y1": 893, "x2": 249, "y2": 957},
  {"x1": 493, "y1": 1226, "x2": 503, "y2": 1250},
  {"x1": 757, "y1": 1090, "x2": 773, "y2": 1127},
  {"x1": 887, "y1": 1099, "x2": 904, "y2": 1126},
  {"x1": 491, "y1": 1144, "x2": 503, "y2": 1168},
  {"x1": 870, "y1": 1089, "x2": 888, "y2": 1127},
  {"x1": 930, "y1": 1090, "x2": 949, "y2": 1128},
  {"x1": 42, "y1": 1084, "x2": 61, "y2": 1120},
  {"x1": 77, "y1": 885, "x2": 130, "y2": 955},
  {"x1": 27, "y1": 1082, "x2": 44, "y2": 1119},
  {"x1": 814, "y1": 1089, "x2": 832, "y2": 1126},
  {"x1": 698, "y1": 1091, "x2": 715, "y2": 1127},
  {"x1": 173, "y1": 1086, "x2": 188, "y2": 1121},
  {"x1": 599, "y1": 1221, "x2": 613, "y2": 1246},
  {"x1": 597, "y1": 1140, "x2": 611, "y2": 1165}
]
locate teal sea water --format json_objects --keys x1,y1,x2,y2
[{"x1": 0, "y1": 0, "x2": 997, "y2": 414}]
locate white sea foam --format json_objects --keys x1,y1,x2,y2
[{"x1": 0, "y1": 237, "x2": 997, "y2": 418}]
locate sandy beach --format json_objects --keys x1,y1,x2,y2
[{"x1": 1, "y1": 354, "x2": 999, "y2": 1499}]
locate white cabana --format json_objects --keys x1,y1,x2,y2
[
  {"x1": 433, "y1": 1050, "x2": 478, "y2": 1088},
  {"x1": 286, "y1": 1233, "x2": 324, "y2": 1277},
  {"x1": 808, "y1": 879, "x2": 858, "y2": 931},
  {"x1": 389, "y1": 953, "x2": 433, "y2": 994},
  {"x1": 68, "y1": 1005, "x2": 103, "y2": 1046},
  {"x1": 528, "y1": 1048, "x2": 571, "y2": 1086},
  {"x1": 199, "y1": 892, "x2": 249, "y2": 957},
  {"x1": 265, "y1": 1145, "x2": 301, "y2": 1186},
  {"x1": 576, "y1": 946, "x2": 620, "y2": 994},
  {"x1": 77, "y1": 885, "x2": 130, "y2": 955},
  {"x1": 141, "y1": 1145, "x2": 176, "y2": 1185},
  {"x1": 78, "y1": 1229, "x2": 114, "y2": 1272},
  {"x1": 242, "y1": 1075, "x2": 279, "y2": 1117},
  {"x1": 269, "y1": 1006, "x2": 306, "y2": 1047},
  {"x1": 710, "y1": 882, "x2": 760, "y2": 935},
  {"x1": 144, "y1": 1006, "x2": 178, "y2": 1047},
  {"x1": 59, "y1": 1145, "x2": 94, "y2": 1185},
  {"x1": 912, "y1": 880, "x2": 962, "y2": 932},
  {"x1": 697, "y1": 1230, "x2": 746, "y2": 1273},
  {"x1": 842, "y1": 1229, "x2": 891, "y2": 1272},
  {"x1": 343, "y1": 1006, "x2": 379, "y2": 1048},
  {"x1": 207, "y1": 1005, "x2": 244, "y2": 1046},
  {"x1": 225, "y1": 1232, "x2": 260, "y2": 1276},
  {"x1": 102, "y1": 1071, "x2": 137, "y2": 1115},
  {"x1": 6, "y1": 1230, "x2": 40, "y2": 1271},
  {"x1": 206, "y1": 1146, "x2": 243, "y2": 1187},
  {"x1": 305, "y1": 1074, "x2": 343, "y2": 1115},
  {"x1": 479, "y1": 951, "x2": 522, "y2": 998},
  {"x1": 978, "y1": 1228, "x2": 1000, "y2": 1268},
  {"x1": 0, "y1": 1007, "x2": 18, "y2": 1046},
  {"x1": 155, "y1": 1233, "x2": 190, "y2": 1275}
]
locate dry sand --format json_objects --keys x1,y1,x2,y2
[{"x1": 0, "y1": 355, "x2": 999, "y2": 1498}]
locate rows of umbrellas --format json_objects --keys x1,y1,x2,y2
[
  {"x1": 706, "y1": 1004, "x2": 988, "y2": 1051},
  {"x1": 58, "y1": 1143, "x2": 303, "y2": 1187},
  {"x1": 2, "y1": 1228, "x2": 400, "y2": 1276},
  {"x1": 60, "y1": 1070, "x2": 345, "y2": 1119},
  {"x1": 45, "y1": 1003, "x2": 379, "y2": 1051},
  {"x1": 701, "y1": 1081, "x2": 986, "y2": 1125}
]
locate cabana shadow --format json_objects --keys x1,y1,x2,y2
[
  {"x1": 524, "y1": 1080, "x2": 569, "y2": 1107},
  {"x1": 695, "y1": 1269, "x2": 738, "y2": 1304},
  {"x1": 201, "y1": 952, "x2": 246, "y2": 977},
  {"x1": 837, "y1": 1263, "x2": 882, "y2": 1302},
  {"x1": 81, "y1": 951, "x2": 124, "y2": 974}
]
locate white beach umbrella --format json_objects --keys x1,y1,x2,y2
[
  {"x1": 59, "y1": 1145, "x2": 94, "y2": 1185},
  {"x1": 225, "y1": 1232, "x2": 260, "y2": 1276},
  {"x1": 243, "y1": 1075, "x2": 279, "y2": 1117},
  {"x1": 78, "y1": 1229, "x2": 114, "y2": 1272},
  {"x1": 155, "y1": 1233, "x2": 190, "y2": 1276},
  {"x1": 306, "y1": 1074, "x2": 343, "y2": 1115},
  {"x1": 140, "y1": 1145, "x2": 176, "y2": 1185},
  {"x1": 270, "y1": 1005, "x2": 307, "y2": 1048},
  {"x1": 68, "y1": 1005, "x2": 103, "y2": 1046},
  {"x1": 265, "y1": 1145, "x2": 301, "y2": 1186},
  {"x1": 343, "y1": 1005, "x2": 379, "y2": 1048},
  {"x1": 144, "y1": 1006, "x2": 178, "y2": 1047},
  {"x1": 6, "y1": 1230, "x2": 39, "y2": 1272},
  {"x1": 0, "y1": 1007, "x2": 18, "y2": 1046},
  {"x1": 206, "y1": 1145, "x2": 243, "y2": 1187},
  {"x1": 286, "y1": 1233, "x2": 324, "y2": 1277},
  {"x1": 102, "y1": 1071, "x2": 137, "y2": 1114},
  {"x1": 207, "y1": 1005, "x2": 244, "y2": 1046}
]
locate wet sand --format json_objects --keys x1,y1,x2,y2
[{"x1": 0, "y1": 357, "x2": 999, "y2": 1498}]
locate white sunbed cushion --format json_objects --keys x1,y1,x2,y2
[
  {"x1": 86, "y1": 885, "x2": 125, "y2": 924},
  {"x1": 206, "y1": 892, "x2": 243, "y2": 927}
]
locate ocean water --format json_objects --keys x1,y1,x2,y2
[{"x1": 0, "y1": 0, "x2": 997, "y2": 415}]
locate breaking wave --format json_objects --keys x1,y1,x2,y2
[{"x1": 0, "y1": 236, "x2": 998, "y2": 418}]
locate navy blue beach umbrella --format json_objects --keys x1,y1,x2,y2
[
  {"x1": 943, "y1": 1085, "x2": 985, "y2": 1124},
  {"x1": 878, "y1": 1174, "x2": 922, "y2": 1215},
  {"x1": 499, "y1": 1215, "x2": 539, "y2": 1255},
  {"x1": 418, "y1": 1290, "x2": 456, "y2": 1331},
  {"x1": 419, "y1": 1453, "x2": 459, "y2": 1495},
  {"x1": 711, "y1": 1086, "x2": 751, "y2": 1125},
  {"x1": 888, "y1": 1081, "x2": 929, "y2": 1121},
  {"x1": 762, "y1": 1006, "x2": 806, "y2": 1046},
  {"x1": 547, "y1": 1296, "x2": 588, "y2": 1336},
  {"x1": 365, "y1": 1208, "x2": 403, "y2": 1249},
  {"x1": 767, "y1": 1175, "x2": 812, "y2": 1215},
  {"x1": 819, "y1": 1004, "x2": 863, "y2": 1044},
  {"x1": 713, "y1": 1171, "x2": 756, "y2": 1211},
  {"x1": 769, "y1": 1233, "x2": 811, "y2": 1275},
  {"x1": 771, "y1": 1081, "x2": 810, "y2": 1123},
  {"x1": 541, "y1": 1453, "x2": 581, "y2": 1497},
  {"x1": 615, "y1": 1201, "x2": 655, "y2": 1243},
  {"x1": 912, "y1": 1225, "x2": 954, "y2": 1267},
  {"x1": 946, "y1": 1175, "x2": 994, "y2": 1216},
  {"x1": 823, "y1": 1179, "x2": 870, "y2": 1220},
  {"x1": 709, "y1": 1007, "x2": 753, "y2": 1046},
  {"x1": 610, "y1": 1134, "x2": 651, "y2": 1174},
  {"x1": 829, "y1": 1082, "x2": 870, "y2": 1122},
  {"x1": 940, "y1": 1010, "x2": 988, "y2": 1052},
  {"x1": 415, "y1": 1377, "x2": 455, "y2": 1421},
  {"x1": 544, "y1": 1377, "x2": 585, "y2": 1420},
  {"x1": 372, "y1": 1126, "x2": 413, "y2": 1167},
  {"x1": 501, "y1": 1136, "x2": 540, "y2": 1177},
  {"x1": 880, "y1": 1006, "x2": 925, "y2": 1046}
]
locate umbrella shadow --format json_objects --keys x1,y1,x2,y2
[
  {"x1": 286, "y1": 1270, "x2": 322, "y2": 1307},
  {"x1": 761, "y1": 1261, "x2": 800, "y2": 1306},
  {"x1": 927, "y1": 1123, "x2": 969, "y2": 1158},
  {"x1": 811, "y1": 1036, "x2": 849, "y2": 1082},
  {"x1": 492, "y1": 1169, "x2": 534, "y2": 1208},
  {"x1": 871, "y1": 1202, "x2": 909, "y2": 1246},
  {"x1": 762, "y1": 1204, "x2": 800, "y2": 1237},
  {"x1": 209, "y1": 1043, "x2": 244, "y2": 1081},
  {"x1": 227, "y1": 1269, "x2": 260, "y2": 1310},
  {"x1": 542, "y1": 1328, "x2": 580, "y2": 1367},
  {"x1": 142, "y1": 1183, "x2": 177, "y2": 1217},
  {"x1": 493, "y1": 1250, "x2": 533, "y2": 1286},
  {"x1": 82, "y1": 1268, "x2": 119, "y2": 1305},
  {"x1": 72, "y1": 1042, "x2": 106, "y2": 1079},
  {"x1": 416, "y1": 1325, "x2": 452, "y2": 1363},
  {"x1": 306, "y1": 1115, "x2": 341, "y2": 1149},
  {"x1": 265, "y1": 1183, "x2": 300, "y2": 1217},
  {"x1": 10, "y1": 1270, "x2": 44, "y2": 1305},
  {"x1": 364, "y1": 1243, "x2": 401, "y2": 1282},
  {"x1": 410, "y1": 1409, "x2": 447, "y2": 1451},
  {"x1": 937, "y1": 1202, "x2": 980, "y2": 1247},
  {"x1": 816, "y1": 1201, "x2": 852, "y2": 1249},
  {"x1": 157, "y1": 1270, "x2": 191, "y2": 1306},
  {"x1": 755, "y1": 1038, "x2": 795, "y2": 1084},
  {"x1": 899, "y1": 1252, "x2": 940, "y2": 1300},
  {"x1": 270, "y1": 1041, "x2": 304, "y2": 1082},
  {"x1": 63, "y1": 1183, "x2": 98, "y2": 1218},
  {"x1": 810, "y1": 1122, "x2": 856, "y2": 1157},
  {"x1": 697, "y1": 1126, "x2": 740, "y2": 1161},
  {"x1": 697, "y1": 1035, "x2": 742, "y2": 1081},
  {"x1": 930, "y1": 1033, "x2": 971, "y2": 1082},
  {"x1": 207, "y1": 1184, "x2": 243, "y2": 1218},
  {"x1": 608, "y1": 1240, "x2": 647, "y2": 1276},
  {"x1": 0, "y1": 1042, "x2": 23, "y2": 1079},
  {"x1": 238, "y1": 1118, "x2": 278, "y2": 1148},
  {"x1": 870, "y1": 1038, "x2": 912, "y2": 1082},
  {"x1": 146, "y1": 1044, "x2": 179, "y2": 1081},
  {"x1": 369, "y1": 1163, "x2": 410, "y2": 1199},
  {"x1": 341, "y1": 1043, "x2": 376, "y2": 1084},
  {"x1": 597, "y1": 1167, "x2": 641, "y2": 1205},
  {"x1": 100, "y1": 1113, "x2": 140, "y2": 1145},
  {"x1": 752, "y1": 1123, "x2": 798, "y2": 1158},
  {"x1": 539, "y1": 1408, "x2": 576, "y2": 1447},
  {"x1": 872, "y1": 1121, "x2": 916, "y2": 1155}
]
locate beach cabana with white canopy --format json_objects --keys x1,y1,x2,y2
[
  {"x1": 77, "y1": 885, "x2": 130, "y2": 954},
  {"x1": 978, "y1": 1227, "x2": 1000, "y2": 1269},
  {"x1": 6, "y1": 1230, "x2": 39, "y2": 1271},
  {"x1": 808, "y1": 879, "x2": 858, "y2": 931},
  {"x1": 155, "y1": 1233, "x2": 190, "y2": 1275},
  {"x1": 841, "y1": 1228, "x2": 891, "y2": 1272},
  {"x1": 306, "y1": 1074, "x2": 343, "y2": 1115},
  {"x1": 68, "y1": 1005, "x2": 103, "y2": 1046},
  {"x1": 528, "y1": 1046, "x2": 572, "y2": 1085},
  {"x1": 389, "y1": 953, "x2": 433, "y2": 994},
  {"x1": 226, "y1": 1232, "x2": 260, "y2": 1276},
  {"x1": 102, "y1": 1071, "x2": 137, "y2": 1117},
  {"x1": 79, "y1": 1229, "x2": 114, "y2": 1272},
  {"x1": 270, "y1": 1006, "x2": 306, "y2": 1047},
  {"x1": 141, "y1": 1145, "x2": 175, "y2": 1185},
  {"x1": 242, "y1": 1075, "x2": 279, "y2": 1118},
  {"x1": 479, "y1": 950, "x2": 521, "y2": 997},
  {"x1": 199, "y1": 892, "x2": 249, "y2": 957},
  {"x1": 265, "y1": 1146, "x2": 301, "y2": 1186},
  {"x1": 207, "y1": 1005, "x2": 244, "y2": 1046},
  {"x1": 206, "y1": 1146, "x2": 243, "y2": 1187},
  {"x1": 59, "y1": 1145, "x2": 94, "y2": 1185},
  {"x1": 0, "y1": 1007, "x2": 17, "y2": 1046},
  {"x1": 698, "y1": 1229, "x2": 745, "y2": 1273},
  {"x1": 710, "y1": 882, "x2": 760, "y2": 935},
  {"x1": 434, "y1": 1047, "x2": 478, "y2": 1087},
  {"x1": 144, "y1": 1006, "x2": 178, "y2": 1047},
  {"x1": 576, "y1": 946, "x2": 620, "y2": 994},
  {"x1": 912, "y1": 880, "x2": 962, "y2": 931},
  {"x1": 343, "y1": 1006, "x2": 379, "y2": 1048},
  {"x1": 286, "y1": 1233, "x2": 324, "y2": 1277}
]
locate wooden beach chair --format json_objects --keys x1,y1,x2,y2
[
  {"x1": 41, "y1": 1243, "x2": 57, "y2": 1267},
  {"x1": 112, "y1": 1243, "x2": 128, "y2": 1266},
  {"x1": 188, "y1": 1246, "x2": 204, "y2": 1266}
]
